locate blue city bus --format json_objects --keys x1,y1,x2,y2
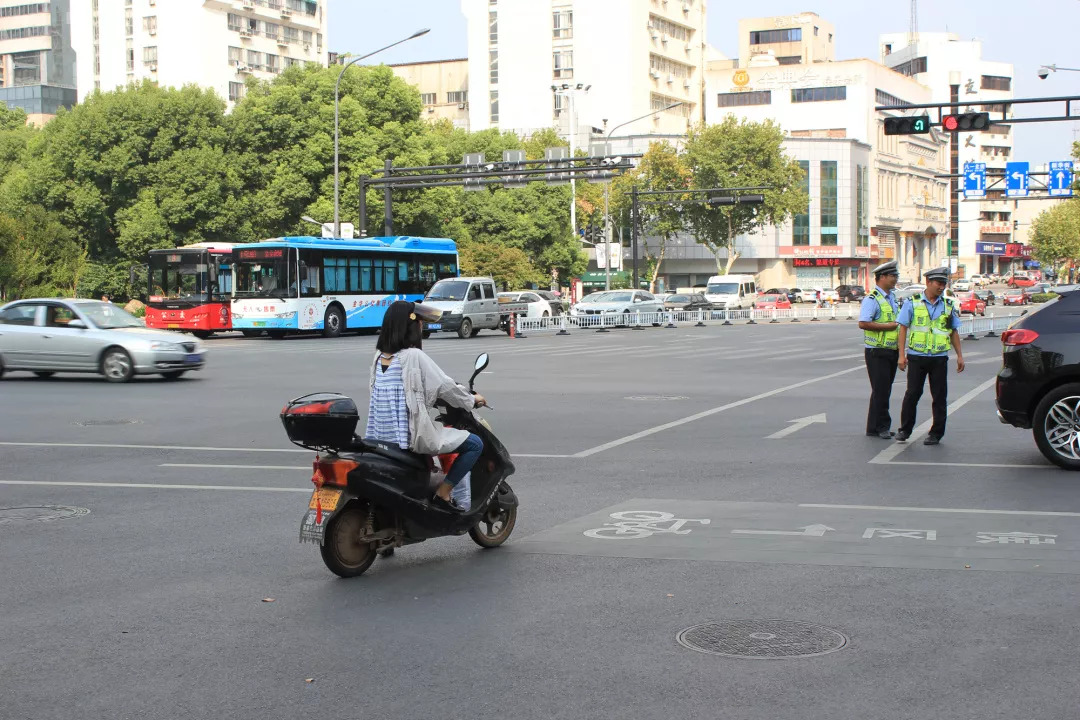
[{"x1": 230, "y1": 236, "x2": 459, "y2": 337}]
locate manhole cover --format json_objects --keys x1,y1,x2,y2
[
  {"x1": 676, "y1": 620, "x2": 848, "y2": 659},
  {"x1": 0, "y1": 506, "x2": 90, "y2": 524},
  {"x1": 74, "y1": 419, "x2": 139, "y2": 427},
  {"x1": 624, "y1": 395, "x2": 688, "y2": 402}
]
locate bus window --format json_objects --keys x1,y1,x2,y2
[
  {"x1": 324, "y1": 256, "x2": 347, "y2": 293},
  {"x1": 437, "y1": 260, "x2": 457, "y2": 280},
  {"x1": 419, "y1": 257, "x2": 436, "y2": 287},
  {"x1": 398, "y1": 259, "x2": 419, "y2": 293}
]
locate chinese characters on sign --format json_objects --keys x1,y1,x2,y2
[{"x1": 792, "y1": 258, "x2": 860, "y2": 267}]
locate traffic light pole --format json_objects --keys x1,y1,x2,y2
[
  {"x1": 949, "y1": 81, "x2": 959, "y2": 261},
  {"x1": 631, "y1": 186, "x2": 639, "y2": 290}
]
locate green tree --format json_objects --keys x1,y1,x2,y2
[
  {"x1": 459, "y1": 239, "x2": 543, "y2": 289},
  {"x1": 0, "y1": 205, "x2": 84, "y2": 300},
  {"x1": 683, "y1": 117, "x2": 807, "y2": 274},
  {"x1": 1030, "y1": 199, "x2": 1080, "y2": 276}
]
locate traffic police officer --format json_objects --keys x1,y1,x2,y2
[
  {"x1": 896, "y1": 266, "x2": 966, "y2": 445},
  {"x1": 858, "y1": 260, "x2": 900, "y2": 439}
]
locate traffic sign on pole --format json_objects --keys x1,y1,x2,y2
[
  {"x1": 963, "y1": 162, "x2": 987, "y2": 198},
  {"x1": 1049, "y1": 161, "x2": 1074, "y2": 197},
  {"x1": 1006, "y1": 161, "x2": 1030, "y2": 198}
]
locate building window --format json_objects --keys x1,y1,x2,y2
[
  {"x1": 228, "y1": 46, "x2": 243, "y2": 65},
  {"x1": 981, "y1": 75, "x2": 1011, "y2": 91},
  {"x1": 793, "y1": 160, "x2": 810, "y2": 246},
  {"x1": 126, "y1": 48, "x2": 134, "y2": 71},
  {"x1": 302, "y1": 30, "x2": 312, "y2": 45},
  {"x1": 227, "y1": 12, "x2": 242, "y2": 31},
  {"x1": 792, "y1": 86, "x2": 846, "y2": 103},
  {"x1": 488, "y1": 10, "x2": 497, "y2": 43},
  {"x1": 649, "y1": 14, "x2": 692, "y2": 42},
  {"x1": 0, "y1": 26, "x2": 48, "y2": 41},
  {"x1": 553, "y1": 9, "x2": 572, "y2": 39},
  {"x1": 284, "y1": 26, "x2": 299, "y2": 43},
  {"x1": 489, "y1": 49, "x2": 498, "y2": 84},
  {"x1": 553, "y1": 93, "x2": 565, "y2": 114},
  {"x1": 649, "y1": 53, "x2": 692, "y2": 79},
  {"x1": 247, "y1": 50, "x2": 262, "y2": 70},
  {"x1": 447, "y1": 90, "x2": 467, "y2": 104},
  {"x1": 142, "y1": 15, "x2": 156, "y2": 33},
  {"x1": 229, "y1": 81, "x2": 245, "y2": 102},
  {"x1": 777, "y1": 55, "x2": 801, "y2": 65},
  {"x1": 553, "y1": 50, "x2": 572, "y2": 79},
  {"x1": 284, "y1": 56, "x2": 301, "y2": 68},
  {"x1": 316, "y1": 32, "x2": 322, "y2": 48},
  {"x1": 264, "y1": 22, "x2": 279, "y2": 40},
  {"x1": 892, "y1": 56, "x2": 927, "y2": 77},
  {"x1": 875, "y1": 89, "x2": 911, "y2": 107},
  {"x1": 489, "y1": 90, "x2": 498, "y2": 123},
  {"x1": 750, "y1": 28, "x2": 801, "y2": 44},
  {"x1": 0, "y1": 4, "x2": 50, "y2": 17},
  {"x1": 717, "y1": 90, "x2": 771, "y2": 107},
  {"x1": 981, "y1": 103, "x2": 1007, "y2": 114},
  {"x1": 125, "y1": 8, "x2": 133, "y2": 35},
  {"x1": 11, "y1": 51, "x2": 40, "y2": 86},
  {"x1": 265, "y1": 53, "x2": 279, "y2": 73},
  {"x1": 142, "y1": 46, "x2": 157, "y2": 64},
  {"x1": 420, "y1": 92, "x2": 436, "y2": 105},
  {"x1": 652, "y1": 93, "x2": 690, "y2": 117},
  {"x1": 820, "y1": 161, "x2": 838, "y2": 246},
  {"x1": 856, "y1": 165, "x2": 869, "y2": 247}
]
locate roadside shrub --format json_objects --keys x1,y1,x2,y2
[{"x1": 1030, "y1": 293, "x2": 1058, "y2": 303}]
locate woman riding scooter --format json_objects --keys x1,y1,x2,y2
[{"x1": 367, "y1": 300, "x2": 486, "y2": 512}]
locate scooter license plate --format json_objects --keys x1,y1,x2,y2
[
  {"x1": 299, "y1": 507, "x2": 332, "y2": 545},
  {"x1": 308, "y1": 488, "x2": 341, "y2": 512}
]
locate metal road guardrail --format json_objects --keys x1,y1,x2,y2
[{"x1": 511, "y1": 306, "x2": 1020, "y2": 338}]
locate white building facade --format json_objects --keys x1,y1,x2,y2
[
  {"x1": 71, "y1": 0, "x2": 328, "y2": 107},
  {"x1": 461, "y1": 0, "x2": 707, "y2": 149},
  {"x1": 0, "y1": 0, "x2": 76, "y2": 123},
  {"x1": 879, "y1": 32, "x2": 1016, "y2": 277}
]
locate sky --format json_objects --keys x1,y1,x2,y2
[{"x1": 328, "y1": 0, "x2": 1080, "y2": 163}]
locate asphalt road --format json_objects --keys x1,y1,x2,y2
[{"x1": 4, "y1": 306, "x2": 1077, "y2": 720}]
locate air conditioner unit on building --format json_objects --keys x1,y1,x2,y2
[
  {"x1": 458, "y1": 103, "x2": 467, "y2": 109},
  {"x1": 277, "y1": 36, "x2": 288, "y2": 46},
  {"x1": 236, "y1": 64, "x2": 251, "y2": 73},
  {"x1": 149, "y1": 64, "x2": 157, "y2": 72},
  {"x1": 666, "y1": 74, "x2": 674, "y2": 83},
  {"x1": 303, "y1": 42, "x2": 310, "y2": 50},
  {"x1": 242, "y1": 0, "x2": 254, "y2": 8},
  {"x1": 682, "y1": 0, "x2": 691, "y2": 12},
  {"x1": 650, "y1": 69, "x2": 660, "y2": 79},
  {"x1": 149, "y1": 28, "x2": 156, "y2": 36},
  {"x1": 683, "y1": 78, "x2": 691, "y2": 88},
  {"x1": 427, "y1": 107, "x2": 435, "y2": 113},
  {"x1": 281, "y1": 7, "x2": 292, "y2": 16},
  {"x1": 685, "y1": 42, "x2": 692, "y2": 52},
  {"x1": 650, "y1": 29, "x2": 659, "y2": 39},
  {"x1": 240, "y1": 29, "x2": 253, "y2": 38}
]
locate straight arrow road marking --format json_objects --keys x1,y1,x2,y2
[
  {"x1": 766, "y1": 413, "x2": 827, "y2": 439},
  {"x1": 731, "y1": 523, "x2": 835, "y2": 537}
]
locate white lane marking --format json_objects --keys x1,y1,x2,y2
[
  {"x1": 161, "y1": 463, "x2": 307, "y2": 470},
  {"x1": 884, "y1": 461, "x2": 1053, "y2": 469},
  {"x1": 572, "y1": 365, "x2": 864, "y2": 458},
  {"x1": 799, "y1": 503, "x2": 1080, "y2": 517},
  {"x1": 867, "y1": 376, "x2": 998, "y2": 465},
  {"x1": 0, "y1": 480, "x2": 309, "y2": 492},
  {"x1": 0, "y1": 441, "x2": 308, "y2": 453}
]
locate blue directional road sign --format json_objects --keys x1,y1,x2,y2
[
  {"x1": 1006, "y1": 161, "x2": 1030, "y2": 198},
  {"x1": 1049, "y1": 161, "x2": 1074, "y2": 198},
  {"x1": 963, "y1": 162, "x2": 987, "y2": 198}
]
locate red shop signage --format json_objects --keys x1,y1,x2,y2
[{"x1": 792, "y1": 258, "x2": 862, "y2": 267}]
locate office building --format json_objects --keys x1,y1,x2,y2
[
  {"x1": 0, "y1": 0, "x2": 76, "y2": 123},
  {"x1": 738, "y1": 12, "x2": 835, "y2": 67},
  {"x1": 390, "y1": 58, "x2": 470, "y2": 130}
]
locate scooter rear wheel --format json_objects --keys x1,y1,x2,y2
[
  {"x1": 320, "y1": 504, "x2": 377, "y2": 578},
  {"x1": 468, "y1": 504, "x2": 517, "y2": 548}
]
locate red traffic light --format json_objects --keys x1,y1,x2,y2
[
  {"x1": 942, "y1": 112, "x2": 990, "y2": 132},
  {"x1": 943, "y1": 115, "x2": 959, "y2": 131}
]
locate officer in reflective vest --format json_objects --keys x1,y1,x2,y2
[
  {"x1": 858, "y1": 261, "x2": 900, "y2": 439},
  {"x1": 896, "y1": 266, "x2": 966, "y2": 445}
]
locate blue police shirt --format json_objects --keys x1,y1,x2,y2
[
  {"x1": 896, "y1": 293, "x2": 960, "y2": 357},
  {"x1": 858, "y1": 288, "x2": 899, "y2": 350}
]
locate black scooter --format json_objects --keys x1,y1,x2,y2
[{"x1": 281, "y1": 353, "x2": 518, "y2": 578}]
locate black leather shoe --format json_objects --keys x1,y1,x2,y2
[
  {"x1": 923, "y1": 435, "x2": 941, "y2": 446},
  {"x1": 895, "y1": 430, "x2": 911, "y2": 442},
  {"x1": 431, "y1": 495, "x2": 466, "y2": 513},
  {"x1": 866, "y1": 431, "x2": 895, "y2": 439}
]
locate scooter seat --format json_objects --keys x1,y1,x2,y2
[{"x1": 362, "y1": 438, "x2": 430, "y2": 471}]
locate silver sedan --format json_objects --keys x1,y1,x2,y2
[{"x1": 0, "y1": 299, "x2": 206, "y2": 382}]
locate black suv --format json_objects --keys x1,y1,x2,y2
[
  {"x1": 835, "y1": 285, "x2": 866, "y2": 303},
  {"x1": 996, "y1": 287, "x2": 1080, "y2": 469}
]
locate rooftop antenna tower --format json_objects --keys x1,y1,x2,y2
[{"x1": 908, "y1": 0, "x2": 919, "y2": 47}]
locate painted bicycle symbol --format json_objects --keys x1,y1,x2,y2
[{"x1": 583, "y1": 510, "x2": 711, "y2": 540}]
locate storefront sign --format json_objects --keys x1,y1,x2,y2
[
  {"x1": 779, "y1": 246, "x2": 846, "y2": 257},
  {"x1": 976, "y1": 242, "x2": 1006, "y2": 255},
  {"x1": 792, "y1": 258, "x2": 861, "y2": 267},
  {"x1": 1004, "y1": 243, "x2": 1030, "y2": 259},
  {"x1": 981, "y1": 225, "x2": 1011, "y2": 235}
]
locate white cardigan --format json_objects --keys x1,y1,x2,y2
[{"x1": 369, "y1": 348, "x2": 475, "y2": 455}]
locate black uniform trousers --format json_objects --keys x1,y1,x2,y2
[
  {"x1": 899, "y1": 355, "x2": 949, "y2": 438},
  {"x1": 865, "y1": 348, "x2": 899, "y2": 434}
]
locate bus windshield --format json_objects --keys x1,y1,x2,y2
[
  {"x1": 233, "y1": 248, "x2": 296, "y2": 299},
  {"x1": 149, "y1": 251, "x2": 223, "y2": 301}
]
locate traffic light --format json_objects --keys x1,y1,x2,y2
[
  {"x1": 942, "y1": 112, "x2": 990, "y2": 132},
  {"x1": 707, "y1": 194, "x2": 736, "y2": 207},
  {"x1": 884, "y1": 115, "x2": 931, "y2": 135}
]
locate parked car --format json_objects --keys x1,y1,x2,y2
[
  {"x1": 968, "y1": 274, "x2": 991, "y2": 287},
  {"x1": 955, "y1": 291, "x2": 987, "y2": 316},
  {"x1": 791, "y1": 288, "x2": 812, "y2": 303},
  {"x1": 995, "y1": 289, "x2": 1080, "y2": 469},
  {"x1": 974, "y1": 289, "x2": 997, "y2": 306},
  {"x1": 754, "y1": 293, "x2": 793, "y2": 310},
  {"x1": 569, "y1": 290, "x2": 664, "y2": 324},
  {"x1": 1002, "y1": 288, "x2": 1029, "y2": 306},
  {"x1": 896, "y1": 284, "x2": 927, "y2": 307},
  {"x1": 498, "y1": 291, "x2": 551, "y2": 318},
  {"x1": 424, "y1": 276, "x2": 508, "y2": 339},
  {"x1": 835, "y1": 285, "x2": 866, "y2": 303},
  {"x1": 534, "y1": 289, "x2": 568, "y2": 315},
  {"x1": 953, "y1": 279, "x2": 972, "y2": 292},
  {"x1": 663, "y1": 293, "x2": 713, "y2": 312},
  {"x1": 0, "y1": 298, "x2": 206, "y2": 382},
  {"x1": 1007, "y1": 272, "x2": 1037, "y2": 288},
  {"x1": 764, "y1": 288, "x2": 799, "y2": 305}
]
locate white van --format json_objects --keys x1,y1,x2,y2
[{"x1": 704, "y1": 274, "x2": 757, "y2": 310}]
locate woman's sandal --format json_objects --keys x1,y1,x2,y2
[{"x1": 430, "y1": 494, "x2": 466, "y2": 513}]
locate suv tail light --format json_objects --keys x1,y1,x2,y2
[{"x1": 1001, "y1": 329, "x2": 1039, "y2": 346}]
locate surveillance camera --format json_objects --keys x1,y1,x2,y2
[{"x1": 1037, "y1": 67, "x2": 1050, "y2": 80}]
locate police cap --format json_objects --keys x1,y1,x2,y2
[
  {"x1": 924, "y1": 266, "x2": 950, "y2": 283},
  {"x1": 872, "y1": 260, "x2": 899, "y2": 277}
]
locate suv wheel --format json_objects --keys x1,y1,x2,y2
[{"x1": 1033, "y1": 383, "x2": 1080, "y2": 470}]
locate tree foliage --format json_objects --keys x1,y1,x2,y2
[{"x1": 1030, "y1": 199, "x2": 1080, "y2": 273}]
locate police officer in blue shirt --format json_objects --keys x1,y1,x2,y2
[
  {"x1": 858, "y1": 261, "x2": 900, "y2": 439},
  {"x1": 896, "y1": 266, "x2": 966, "y2": 445}
]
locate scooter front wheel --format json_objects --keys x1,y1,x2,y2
[
  {"x1": 468, "y1": 504, "x2": 517, "y2": 548},
  {"x1": 320, "y1": 503, "x2": 377, "y2": 578}
]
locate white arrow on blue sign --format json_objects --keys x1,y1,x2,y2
[
  {"x1": 1049, "y1": 161, "x2": 1074, "y2": 198},
  {"x1": 1006, "y1": 161, "x2": 1030, "y2": 198},
  {"x1": 963, "y1": 162, "x2": 987, "y2": 198}
]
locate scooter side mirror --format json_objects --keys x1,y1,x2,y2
[{"x1": 469, "y1": 353, "x2": 489, "y2": 392}]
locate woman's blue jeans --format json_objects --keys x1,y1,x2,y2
[{"x1": 445, "y1": 433, "x2": 483, "y2": 489}]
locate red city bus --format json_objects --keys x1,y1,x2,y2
[{"x1": 145, "y1": 243, "x2": 235, "y2": 338}]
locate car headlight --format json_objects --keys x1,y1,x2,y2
[{"x1": 150, "y1": 341, "x2": 183, "y2": 352}]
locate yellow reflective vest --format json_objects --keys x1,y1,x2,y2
[
  {"x1": 863, "y1": 289, "x2": 898, "y2": 349},
  {"x1": 907, "y1": 294, "x2": 956, "y2": 354}
]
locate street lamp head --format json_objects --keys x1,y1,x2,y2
[
  {"x1": 551, "y1": 84, "x2": 558, "y2": 92},
  {"x1": 584, "y1": 84, "x2": 591, "y2": 92},
  {"x1": 665, "y1": 101, "x2": 684, "y2": 110},
  {"x1": 1037, "y1": 66, "x2": 1052, "y2": 80},
  {"x1": 562, "y1": 83, "x2": 570, "y2": 90},
  {"x1": 410, "y1": 28, "x2": 431, "y2": 39}
]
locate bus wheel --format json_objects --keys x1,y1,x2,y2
[
  {"x1": 323, "y1": 306, "x2": 344, "y2": 338},
  {"x1": 268, "y1": 330, "x2": 287, "y2": 340},
  {"x1": 241, "y1": 330, "x2": 263, "y2": 338},
  {"x1": 192, "y1": 331, "x2": 212, "y2": 340}
]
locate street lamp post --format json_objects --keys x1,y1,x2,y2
[
  {"x1": 551, "y1": 83, "x2": 590, "y2": 243},
  {"x1": 1038, "y1": 64, "x2": 1080, "y2": 79},
  {"x1": 601, "y1": 102, "x2": 683, "y2": 290},
  {"x1": 334, "y1": 28, "x2": 430, "y2": 238}
]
